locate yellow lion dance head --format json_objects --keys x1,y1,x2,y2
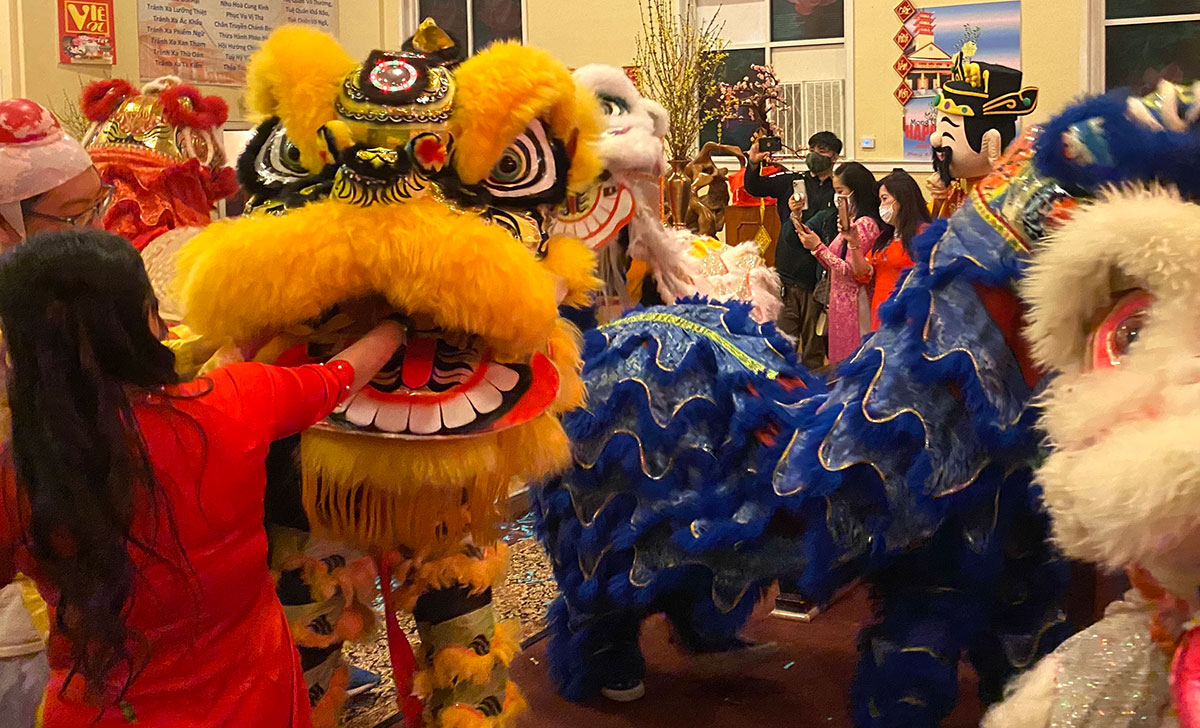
[{"x1": 177, "y1": 22, "x2": 602, "y2": 554}]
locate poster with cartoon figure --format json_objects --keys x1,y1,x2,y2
[
  {"x1": 900, "y1": 1, "x2": 1020, "y2": 162},
  {"x1": 58, "y1": 0, "x2": 116, "y2": 65}
]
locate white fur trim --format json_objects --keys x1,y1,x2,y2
[
  {"x1": 1023, "y1": 184, "x2": 1200, "y2": 376},
  {"x1": 1024, "y1": 183, "x2": 1200, "y2": 593},
  {"x1": 140, "y1": 75, "x2": 183, "y2": 94},
  {"x1": 981, "y1": 654, "x2": 1059, "y2": 728}
]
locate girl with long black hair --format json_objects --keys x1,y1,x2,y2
[
  {"x1": 866, "y1": 169, "x2": 932, "y2": 330},
  {"x1": 795, "y1": 161, "x2": 883, "y2": 365},
  {"x1": 0, "y1": 229, "x2": 401, "y2": 727}
]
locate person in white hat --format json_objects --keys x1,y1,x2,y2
[
  {"x1": 0, "y1": 97, "x2": 109, "y2": 727},
  {"x1": 0, "y1": 98, "x2": 110, "y2": 248}
]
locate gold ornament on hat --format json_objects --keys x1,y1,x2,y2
[{"x1": 412, "y1": 18, "x2": 455, "y2": 54}]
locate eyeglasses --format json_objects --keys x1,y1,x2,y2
[{"x1": 26, "y1": 184, "x2": 115, "y2": 228}]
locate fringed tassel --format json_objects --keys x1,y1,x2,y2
[
  {"x1": 301, "y1": 418, "x2": 570, "y2": 551},
  {"x1": 393, "y1": 544, "x2": 509, "y2": 613},
  {"x1": 433, "y1": 682, "x2": 527, "y2": 728},
  {"x1": 310, "y1": 663, "x2": 349, "y2": 728}
]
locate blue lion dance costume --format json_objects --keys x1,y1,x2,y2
[{"x1": 537, "y1": 83, "x2": 1200, "y2": 727}]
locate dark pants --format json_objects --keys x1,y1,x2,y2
[{"x1": 777, "y1": 282, "x2": 827, "y2": 371}]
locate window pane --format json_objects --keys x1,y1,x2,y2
[
  {"x1": 699, "y1": 0, "x2": 767, "y2": 47},
  {"x1": 1105, "y1": 21, "x2": 1200, "y2": 95},
  {"x1": 1106, "y1": 0, "x2": 1200, "y2": 20},
  {"x1": 700, "y1": 48, "x2": 767, "y2": 152},
  {"x1": 473, "y1": 0, "x2": 523, "y2": 53},
  {"x1": 772, "y1": 0, "x2": 844, "y2": 42},
  {"x1": 419, "y1": 0, "x2": 468, "y2": 50}
]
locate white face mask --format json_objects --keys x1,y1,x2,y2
[{"x1": 879, "y1": 203, "x2": 896, "y2": 225}]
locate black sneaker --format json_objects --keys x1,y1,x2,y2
[{"x1": 600, "y1": 678, "x2": 645, "y2": 702}]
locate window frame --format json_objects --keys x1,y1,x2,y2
[
  {"x1": 700, "y1": 0, "x2": 847, "y2": 64},
  {"x1": 695, "y1": 0, "x2": 855, "y2": 161},
  {"x1": 1087, "y1": 0, "x2": 1200, "y2": 93},
  {"x1": 401, "y1": 0, "x2": 529, "y2": 53}
]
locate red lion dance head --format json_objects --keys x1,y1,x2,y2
[{"x1": 81, "y1": 77, "x2": 238, "y2": 249}]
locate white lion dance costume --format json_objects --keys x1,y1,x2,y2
[
  {"x1": 985, "y1": 81, "x2": 1200, "y2": 728},
  {"x1": 174, "y1": 22, "x2": 602, "y2": 728},
  {"x1": 548, "y1": 64, "x2": 781, "y2": 325}
]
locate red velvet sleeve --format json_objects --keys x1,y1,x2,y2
[
  {"x1": 215, "y1": 361, "x2": 357, "y2": 446},
  {"x1": 0, "y1": 449, "x2": 19, "y2": 585}
]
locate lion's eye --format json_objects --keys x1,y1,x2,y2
[
  {"x1": 1090, "y1": 290, "x2": 1153, "y2": 369},
  {"x1": 599, "y1": 94, "x2": 629, "y2": 117},
  {"x1": 254, "y1": 123, "x2": 311, "y2": 185},
  {"x1": 482, "y1": 121, "x2": 560, "y2": 202}
]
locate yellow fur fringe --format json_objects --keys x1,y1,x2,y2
[
  {"x1": 450, "y1": 42, "x2": 602, "y2": 192},
  {"x1": 300, "y1": 416, "x2": 569, "y2": 551},
  {"x1": 244, "y1": 26, "x2": 356, "y2": 172},
  {"x1": 288, "y1": 598, "x2": 375, "y2": 650},
  {"x1": 425, "y1": 620, "x2": 522, "y2": 691},
  {"x1": 179, "y1": 196, "x2": 563, "y2": 360},
  {"x1": 548, "y1": 318, "x2": 586, "y2": 413},
  {"x1": 281, "y1": 552, "x2": 378, "y2": 605},
  {"x1": 433, "y1": 682, "x2": 527, "y2": 728},
  {"x1": 542, "y1": 236, "x2": 602, "y2": 310},
  {"x1": 310, "y1": 663, "x2": 349, "y2": 728},
  {"x1": 392, "y1": 544, "x2": 509, "y2": 612}
]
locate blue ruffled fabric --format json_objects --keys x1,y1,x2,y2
[
  {"x1": 775, "y1": 202, "x2": 1044, "y2": 602},
  {"x1": 535, "y1": 299, "x2": 818, "y2": 698},
  {"x1": 535, "y1": 82, "x2": 1200, "y2": 717}
]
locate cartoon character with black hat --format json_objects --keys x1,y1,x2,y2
[{"x1": 928, "y1": 51, "x2": 1038, "y2": 217}]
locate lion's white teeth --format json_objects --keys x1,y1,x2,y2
[
  {"x1": 345, "y1": 396, "x2": 379, "y2": 427},
  {"x1": 465, "y1": 379, "x2": 503, "y2": 414},
  {"x1": 408, "y1": 402, "x2": 442, "y2": 435},
  {"x1": 440, "y1": 394, "x2": 477, "y2": 429},
  {"x1": 484, "y1": 364, "x2": 519, "y2": 392},
  {"x1": 374, "y1": 401, "x2": 411, "y2": 433}
]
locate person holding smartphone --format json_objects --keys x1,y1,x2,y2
[
  {"x1": 795, "y1": 161, "x2": 882, "y2": 365},
  {"x1": 745, "y1": 131, "x2": 842, "y2": 369}
]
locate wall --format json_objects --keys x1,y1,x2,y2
[
  {"x1": 6, "y1": 0, "x2": 401, "y2": 124},
  {"x1": 524, "y1": 0, "x2": 641, "y2": 68},
  {"x1": 852, "y1": 0, "x2": 1087, "y2": 164},
  {"x1": 6, "y1": 0, "x2": 1091, "y2": 157},
  {"x1": 522, "y1": 0, "x2": 1090, "y2": 168},
  {"x1": 0, "y1": 0, "x2": 16, "y2": 99}
]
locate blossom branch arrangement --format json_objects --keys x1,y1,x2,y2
[
  {"x1": 50, "y1": 89, "x2": 90, "y2": 140},
  {"x1": 634, "y1": 0, "x2": 728, "y2": 161},
  {"x1": 717, "y1": 63, "x2": 789, "y2": 139}
]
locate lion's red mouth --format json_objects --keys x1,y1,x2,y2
[{"x1": 276, "y1": 302, "x2": 561, "y2": 438}]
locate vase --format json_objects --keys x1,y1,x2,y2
[{"x1": 663, "y1": 158, "x2": 692, "y2": 230}]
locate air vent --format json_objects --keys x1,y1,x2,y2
[{"x1": 777, "y1": 80, "x2": 845, "y2": 151}]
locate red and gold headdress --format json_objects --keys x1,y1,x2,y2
[{"x1": 81, "y1": 76, "x2": 238, "y2": 248}]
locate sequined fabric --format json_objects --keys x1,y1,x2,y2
[{"x1": 1047, "y1": 595, "x2": 1172, "y2": 727}]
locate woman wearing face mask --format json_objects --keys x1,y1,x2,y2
[
  {"x1": 866, "y1": 170, "x2": 931, "y2": 330},
  {"x1": 795, "y1": 161, "x2": 882, "y2": 366}
]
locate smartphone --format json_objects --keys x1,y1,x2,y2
[
  {"x1": 759, "y1": 136, "x2": 783, "y2": 153},
  {"x1": 836, "y1": 195, "x2": 851, "y2": 231},
  {"x1": 791, "y1": 179, "x2": 807, "y2": 207}
]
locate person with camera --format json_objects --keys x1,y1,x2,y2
[{"x1": 745, "y1": 131, "x2": 842, "y2": 369}]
